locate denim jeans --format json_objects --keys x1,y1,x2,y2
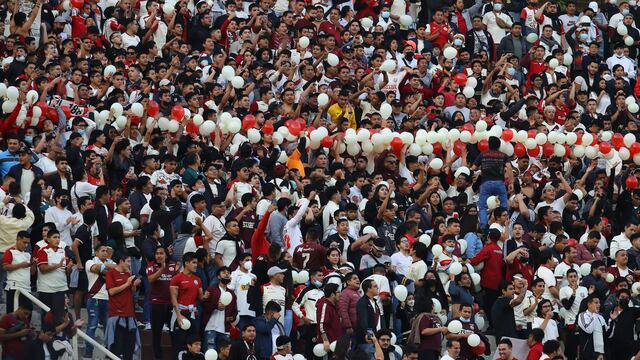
[
  {"x1": 0, "y1": 252, "x2": 5, "y2": 303},
  {"x1": 284, "y1": 309, "x2": 293, "y2": 336},
  {"x1": 478, "y1": 180, "x2": 508, "y2": 228},
  {"x1": 358, "y1": 343, "x2": 375, "y2": 359},
  {"x1": 142, "y1": 276, "x2": 151, "y2": 323},
  {"x1": 204, "y1": 330, "x2": 231, "y2": 351},
  {"x1": 85, "y1": 298, "x2": 109, "y2": 356}
]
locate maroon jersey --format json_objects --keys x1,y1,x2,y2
[
  {"x1": 292, "y1": 242, "x2": 327, "y2": 269},
  {"x1": 146, "y1": 260, "x2": 180, "y2": 304}
]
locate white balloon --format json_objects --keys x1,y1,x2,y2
[
  {"x1": 447, "y1": 320, "x2": 463, "y2": 334},
  {"x1": 449, "y1": 261, "x2": 463, "y2": 275},
  {"x1": 487, "y1": 195, "x2": 499, "y2": 210},
  {"x1": 381, "y1": 59, "x2": 396, "y2": 72},
  {"x1": 549, "y1": 58, "x2": 559, "y2": 69},
  {"x1": 0, "y1": 83, "x2": 6, "y2": 97},
  {"x1": 526, "y1": 33, "x2": 538, "y2": 43},
  {"x1": 471, "y1": 273, "x2": 481, "y2": 285},
  {"x1": 421, "y1": 143, "x2": 433, "y2": 155},
  {"x1": 443, "y1": 47, "x2": 458, "y2": 60},
  {"x1": 462, "y1": 86, "x2": 474, "y2": 98},
  {"x1": 556, "y1": 133, "x2": 566, "y2": 144},
  {"x1": 458, "y1": 239, "x2": 468, "y2": 254},
  {"x1": 617, "y1": 24, "x2": 628, "y2": 36},
  {"x1": 298, "y1": 36, "x2": 310, "y2": 49},
  {"x1": 475, "y1": 315, "x2": 487, "y2": 332},
  {"x1": 2, "y1": 101, "x2": 16, "y2": 114},
  {"x1": 330, "y1": 341, "x2": 337, "y2": 352},
  {"x1": 180, "y1": 318, "x2": 191, "y2": 330},
  {"x1": 553, "y1": 144, "x2": 565, "y2": 157},
  {"x1": 346, "y1": 143, "x2": 360, "y2": 156},
  {"x1": 380, "y1": 103, "x2": 392, "y2": 119},
  {"x1": 192, "y1": 114, "x2": 204, "y2": 126},
  {"x1": 535, "y1": 133, "x2": 547, "y2": 145},
  {"x1": 432, "y1": 298, "x2": 442, "y2": 313},
  {"x1": 394, "y1": 285, "x2": 408, "y2": 301},
  {"x1": 606, "y1": 273, "x2": 615, "y2": 283},
  {"x1": 582, "y1": 133, "x2": 594, "y2": 146},
  {"x1": 585, "y1": 146, "x2": 598, "y2": 159},
  {"x1": 162, "y1": 3, "x2": 175, "y2": 14},
  {"x1": 449, "y1": 129, "x2": 461, "y2": 142},
  {"x1": 313, "y1": 344, "x2": 327, "y2": 357},
  {"x1": 408, "y1": 143, "x2": 422, "y2": 156},
  {"x1": 619, "y1": 147, "x2": 631, "y2": 160},
  {"x1": 199, "y1": 120, "x2": 216, "y2": 135},
  {"x1": 625, "y1": 35, "x2": 634, "y2": 46},
  {"x1": 32, "y1": 106, "x2": 42, "y2": 119},
  {"x1": 293, "y1": 354, "x2": 306, "y2": 360},
  {"x1": 475, "y1": 120, "x2": 488, "y2": 132},
  {"x1": 278, "y1": 151, "x2": 288, "y2": 163},
  {"x1": 430, "y1": 158, "x2": 443, "y2": 170},
  {"x1": 298, "y1": 270, "x2": 309, "y2": 284},
  {"x1": 632, "y1": 282, "x2": 640, "y2": 295},
  {"x1": 111, "y1": 103, "x2": 123, "y2": 117},
  {"x1": 629, "y1": 103, "x2": 639, "y2": 113},
  {"x1": 129, "y1": 102, "x2": 143, "y2": 117},
  {"x1": 26, "y1": 90, "x2": 38, "y2": 105},
  {"x1": 115, "y1": 115, "x2": 127, "y2": 129},
  {"x1": 390, "y1": 333, "x2": 397, "y2": 345},
  {"x1": 220, "y1": 291, "x2": 233, "y2": 306},
  {"x1": 247, "y1": 128, "x2": 261, "y2": 143},
  {"x1": 466, "y1": 77, "x2": 477, "y2": 89},
  {"x1": 168, "y1": 120, "x2": 180, "y2": 133},
  {"x1": 327, "y1": 54, "x2": 339, "y2": 67},
  {"x1": 624, "y1": 133, "x2": 636, "y2": 147},
  {"x1": 419, "y1": 234, "x2": 431, "y2": 246},
  {"x1": 634, "y1": 153, "x2": 640, "y2": 165},
  {"x1": 6, "y1": 86, "x2": 19, "y2": 101},
  {"x1": 563, "y1": 53, "x2": 573, "y2": 66},
  {"x1": 357, "y1": 128, "x2": 370, "y2": 142},
  {"x1": 432, "y1": 244, "x2": 443, "y2": 257},
  {"x1": 360, "y1": 17, "x2": 373, "y2": 29},
  {"x1": 228, "y1": 117, "x2": 242, "y2": 133},
  {"x1": 580, "y1": 263, "x2": 591, "y2": 277},
  {"x1": 566, "y1": 132, "x2": 578, "y2": 145},
  {"x1": 104, "y1": 65, "x2": 116, "y2": 77},
  {"x1": 547, "y1": 131, "x2": 558, "y2": 144},
  {"x1": 626, "y1": 96, "x2": 637, "y2": 106},
  {"x1": 221, "y1": 66, "x2": 235, "y2": 81},
  {"x1": 515, "y1": 130, "x2": 528, "y2": 143},
  {"x1": 467, "y1": 334, "x2": 481, "y2": 347},
  {"x1": 399, "y1": 14, "x2": 413, "y2": 27},
  {"x1": 363, "y1": 226, "x2": 378, "y2": 236},
  {"x1": 231, "y1": 76, "x2": 245, "y2": 89},
  {"x1": 205, "y1": 349, "x2": 218, "y2": 360},
  {"x1": 317, "y1": 93, "x2": 329, "y2": 107},
  {"x1": 490, "y1": 125, "x2": 502, "y2": 138},
  {"x1": 400, "y1": 132, "x2": 414, "y2": 145},
  {"x1": 361, "y1": 142, "x2": 374, "y2": 154},
  {"x1": 573, "y1": 145, "x2": 585, "y2": 157}
]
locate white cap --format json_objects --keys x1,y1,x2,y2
[
  {"x1": 588, "y1": 1, "x2": 598, "y2": 11},
  {"x1": 454, "y1": 166, "x2": 471, "y2": 178},
  {"x1": 159, "y1": 79, "x2": 171, "y2": 86}
]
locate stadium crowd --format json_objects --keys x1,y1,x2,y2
[{"x1": 1, "y1": 0, "x2": 640, "y2": 359}]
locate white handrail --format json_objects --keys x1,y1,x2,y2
[{"x1": 14, "y1": 288, "x2": 121, "y2": 360}]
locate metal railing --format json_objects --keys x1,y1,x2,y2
[{"x1": 14, "y1": 288, "x2": 121, "y2": 360}]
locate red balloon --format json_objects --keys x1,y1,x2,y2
[
  {"x1": 171, "y1": 105, "x2": 185, "y2": 120},
  {"x1": 47, "y1": 108, "x2": 59, "y2": 122},
  {"x1": 612, "y1": 133, "x2": 624, "y2": 149},
  {"x1": 527, "y1": 129, "x2": 537, "y2": 138},
  {"x1": 130, "y1": 116, "x2": 141, "y2": 126},
  {"x1": 630, "y1": 142, "x2": 640, "y2": 155},
  {"x1": 542, "y1": 143, "x2": 554, "y2": 157},
  {"x1": 477, "y1": 139, "x2": 489, "y2": 152},
  {"x1": 599, "y1": 141, "x2": 612, "y2": 154},
  {"x1": 242, "y1": 114, "x2": 256, "y2": 130},
  {"x1": 502, "y1": 129, "x2": 514, "y2": 142},
  {"x1": 528, "y1": 146, "x2": 540, "y2": 157},
  {"x1": 453, "y1": 140, "x2": 466, "y2": 156},
  {"x1": 262, "y1": 122, "x2": 274, "y2": 134},
  {"x1": 575, "y1": 133, "x2": 582, "y2": 145},
  {"x1": 567, "y1": 238, "x2": 578, "y2": 247},
  {"x1": 61, "y1": 105, "x2": 71, "y2": 118},
  {"x1": 462, "y1": 123, "x2": 475, "y2": 134},
  {"x1": 288, "y1": 121, "x2": 303, "y2": 136},
  {"x1": 564, "y1": 144, "x2": 571, "y2": 157},
  {"x1": 432, "y1": 142, "x2": 443, "y2": 156},
  {"x1": 627, "y1": 175, "x2": 639, "y2": 190},
  {"x1": 453, "y1": 72, "x2": 468, "y2": 86},
  {"x1": 71, "y1": 0, "x2": 84, "y2": 9},
  {"x1": 321, "y1": 136, "x2": 334, "y2": 148},
  {"x1": 147, "y1": 100, "x2": 159, "y2": 116},
  {"x1": 471, "y1": 341, "x2": 486, "y2": 356},
  {"x1": 514, "y1": 143, "x2": 526, "y2": 157},
  {"x1": 186, "y1": 122, "x2": 199, "y2": 134},
  {"x1": 390, "y1": 137, "x2": 404, "y2": 155}
]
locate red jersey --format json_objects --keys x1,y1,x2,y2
[
  {"x1": 169, "y1": 272, "x2": 202, "y2": 307},
  {"x1": 469, "y1": 241, "x2": 504, "y2": 290},
  {"x1": 0, "y1": 313, "x2": 29, "y2": 357},
  {"x1": 146, "y1": 261, "x2": 180, "y2": 304},
  {"x1": 292, "y1": 242, "x2": 326, "y2": 269},
  {"x1": 427, "y1": 22, "x2": 451, "y2": 47},
  {"x1": 105, "y1": 268, "x2": 135, "y2": 317},
  {"x1": 506, "y1": 258, "x2": 534, "y2": 285}
]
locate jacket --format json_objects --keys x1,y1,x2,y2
[
  {"x1": 45, "y1": 172, "x2": 73, "y2": 194},
  {"x1": 469, "y1": 241, "x2": 504, "y2": 290},
  {"x1": 497, "y1": 34, "x2": 527, "y2": 59},
  {"x1": 0, "y1": 149, "x2": 19, "y2": 179},
  {"x1": 0, "y1": 202, "x2": 35, "y2": 252},
  {"x1": 355, "y1": 295, "x2": 385, "y2": 344},
  {"x1": 7, "y1": 163, "x2": 43, "y2": 185},
  {"x1": 574, "y1": 244, "x2": 605, "y2": 265},
  {"x1": 128, "y1": 190, "x2": 149, "y2": 220},
  {"x1": 202, "y1": 285, "x2": 238, "y2": 332},
  {"x1": 464, "y1": 29, "x2": 496, "y2": 60},
  {"x1": 253, "y1": 316, "x2": 283, "y2": 359},
  {"x1": 339, "y1": 286, "x2": 361, "y2": 330},
  {"x1": 316, "y1": 297, "x2": 342, "y2": 343}
]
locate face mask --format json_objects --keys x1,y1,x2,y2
[
  {"x1": 197, "y1": 187, "x2": 206, "y2": 194},
  {"x1": 493, "y1": 3, "x2": 502, "y2": 11},
  {"x1": 619, "y1": 298, "x2": 630, "y2": 308},
  {"x1": 220, "y1": 278, "x2": 231, "y2": 285},
  {"x1": 445, "y1": 246, "x2": 455, "y2": 253},
  {"x1": 405, "y1": 52, "x2": 414, "y2": 60},
  {"x1": 159, "y1": 229, "x2": 165, "y2": 238},
  {"x1": 454, "y1": 38, "x2": 463, "y2": 46},
  {"x1": 407, "y1": 300, "x2": 415, "y2": 307},
  {"x1": 24, "y1": 135, "x2": 33, "y2": 144},
  {"x1": 381, "y1": 11, "x2": 390, "y2": 18},
  {"x1": 60, "y1": 199, "x2": 70, "y2": 207},
  {"x1": 520, "y1": 256, "x2": 528, "y2": 264},
  {"x1": 16, "y1": 56, "x2": 25, "y2": 62},
  {"x1": 603, "y1": 74, "x2": 612, "y2": 81},
  {"x1": 579, "y1": 33, "x2": 589, "y2": 42},
  {"x1": 244, "y1": 261, "x2": 253, "y2": 271},
  {"x1": 313, "y1": 280, "x2": 323, "y2": 288},
  {"x1": 622, "y1": 9, "x2": 630, "y2": 15},
  {"x1": 78, "y1": 129, "x2": 86, "y2": 136},
  {"x1": 507, "y1": 67, "x2": 516, "y2": 76},
  {"x1": 459, "y1": 317, "x2": 470, "y2": 323},
  {"x1": 425, "y1": 279, "x2": 437, "y2": 287}
]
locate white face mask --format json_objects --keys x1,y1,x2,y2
[
  {"x1": 159, "y1": 229, "x2": 165, "y2": 238},
  {"x1": 244, "y1": 260, "x2": 253, "y2": 271}
]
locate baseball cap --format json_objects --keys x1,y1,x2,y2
[
  {"x1": 54, "y1": 16, "x2": 68, "y2": 23},
  {"x1": 588, "y1": 1, "x2": 598, "y2": 12},
  {"x1": 373, "y1": 237, "x2": 386, "y2": 252},
  {"x1": 267, "y1": 266, "x2": 286, "y2": 277},
  {"x1": 159, "y1": 79, "x2": 171, "y2": 86}
]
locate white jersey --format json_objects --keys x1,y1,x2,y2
[{"x1": 229, "y1": 269, "x2": 257, "y2": 316}]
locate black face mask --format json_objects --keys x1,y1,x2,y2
[
  {"x1": 60, "y1": 199, "x2": 70, "y2": 207},
  {"x1": 520, "y1": 256, "x2": 529, "y2": 264},
  {"x1": 619, "y1": 298, "x2": 630, "y2": 308},
  {"x1": 425, "y1": 279, "x2": 437, "y2": 288},
  {"x1": 405, "y1": 52, "x2": 414, "y2": 61},
  {"x1": 220, "y1": 278, "x2": 231, "y2": 285}
]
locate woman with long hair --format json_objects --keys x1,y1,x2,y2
[
  {"x1": 411, "y1": 297, "x2": 448, "y2": 360},
  {"x1": 322, "y1": 248, "x2": 343, "y2": 276},
  {"x1": 147, "y1": 246, "x2": 179, "y2": 360},
  {"x1": 106, "y1": 221, "x2": 127, "y2": 255},
  {"x1": 532, "y1": 299, "x2": 559, "y2": 343},
  {"x1": 363, "y1": 183, "x2": 392, "y2": 226}
]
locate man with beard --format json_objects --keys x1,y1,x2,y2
[{"x1": 607, "y1": 289, "x2": 640, "y2": 360}]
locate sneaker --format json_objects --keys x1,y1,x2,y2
[
  {"x1": 135, "y1": 304, "x2": 144, "y2": 313},
  {"x1": 144, "y1": 322, "x2": 151, "y2": 331},
  {"x1": 137, "y1": 320, "x2": 145, "y2": 328},
  {"x1": 162, "y1": 325, "x2": 170, "y2": 332}
]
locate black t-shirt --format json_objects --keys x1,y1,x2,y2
[
  {"x1": 473, "y1": 150, "x2": 507, "y2": 182},
  {"x1": 490, "y1": 296, "x2": 517, "y2": 340},
  {"x1": 73, "y1": 224, "x2": 93, "y2": 266}
]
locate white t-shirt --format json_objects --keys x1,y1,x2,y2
[
  {"x1": 121, "y1": 32, "x2": 140, "y2": 48},
  {"x1": 229, "y1": 269, "x2": 257, "y2": 316},
  {"x1": 482, "y1": 11, "x2": 512, "y2": 43},
  {"x1": 44, "y1": 206, "x2": 75, "y2": 246},
  {"x1": 112, "y1": 213, "x2": 135, "y2": 248},
  {"x1": 390, "y1": 252, "x2": 412, "y2": 276},
  {"x1": 215, "y1": 239, "x2": 237, "y2": 267},
  {"x1": 150, "y1": 169, "x2": 180, "y2": 189},
  {"x1": 204, "y1": 215, "x2": 225, "y2": 258},
  {"x1": 186, "y1": 210, "x2": 204, "y2": 226},
  {"x1": 36, "y1": 246, "x2": 68, "y2": 293},
  {"x1": 71, "y1": 181, "x2": 98, "y2": 210},
  {"x1": 4, "y1": 247, "x2": 31, "y2": 290},
  {"x1": 232, "y1": 182, "x2": 254, "y2": 208},
  {"x1": 554, "y1": 261, "x2": 580, "y2": 288},
  {"x1": 535, "y1": 266, "x2": 557, "y2": 301},
  {"x1": 532, "y1": 316, "x2": 559, "y2": 343},
  {"x1": 534, "y1": 197, "x2": 566, "y2": 213},
  {"x1": 85, "y1": 257, "x2": 113, "y2": 300}
]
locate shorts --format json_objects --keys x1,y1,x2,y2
[{"x1": 77, "y1": 269, "x2": 88, "y2": 292}]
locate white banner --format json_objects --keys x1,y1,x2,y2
[{"x1": 49, "y1": 95, "x2": 87, "y2": 117}]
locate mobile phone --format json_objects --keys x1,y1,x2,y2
[{"x1": 366, "y1": 329, "x2": 375, "y2": 339}]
